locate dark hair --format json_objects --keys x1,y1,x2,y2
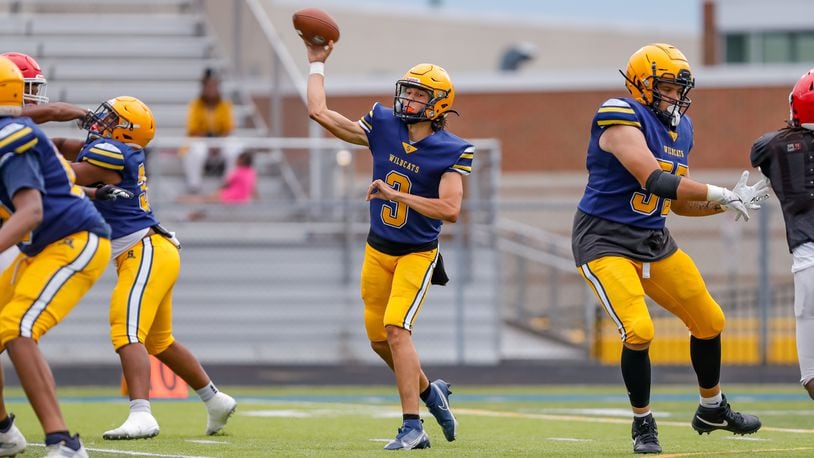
[
  {"x1": 237, "y1": 151, "x2": 253, "y2": 167},
  {"x1": 202, "y1": 67, "x2": 222, "y2": 86},
  {"x1": 431, "y1": 115, "x2": 447, "y2": 132}
]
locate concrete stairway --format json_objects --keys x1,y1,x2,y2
[{"x1": 0, "y1": 0, "x2": 266, "y2": 140}]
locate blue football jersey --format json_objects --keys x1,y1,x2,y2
[
  {"x1": 76, "y1": 138, "x2": 158, "y2": 239},
  {"x1": 358, "y1": 103, "x2": 474, "y2": 245},
  {"x1": 577, "y1": 97, "x2": 694, "y2": 229},
  {"x1": 0, "y1": 116, "x2": 110, "y2": 255}
]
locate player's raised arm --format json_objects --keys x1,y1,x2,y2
[
  {"x1": 21, "y1": 101, "x2": 90, "y2": 125},
  {"x1": 304, "y1": 41, "x2": 368, "y2": 146}
]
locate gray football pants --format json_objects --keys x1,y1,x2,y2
[{"x1": 794, "y1": 266, "x2": 814, "y2": 386}]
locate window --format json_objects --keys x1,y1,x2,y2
[
  {"x1": 797, "y1": 33, "x2": 814, "y2": 62},
  {"x1": 762, "y1": 32, "x2": 792, "y2": 63},
  {"x1": 725, "y1": 33, "x2": 748, "y2": 63}
]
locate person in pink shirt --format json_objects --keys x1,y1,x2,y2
[
  {"x1": 218, "y1": 152, "x2": 257, "y2": 204},
  {"x1": 177, "y1": 152, "x2": 257, "y2": 216}
]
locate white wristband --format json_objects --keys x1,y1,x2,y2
[
  {"x1": 706, "y1": 184, "x2": 725, "y2": 202},
  {"x1": 309, "y1": 62, "x2": 325, "y2": 76}
]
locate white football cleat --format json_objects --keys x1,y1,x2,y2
[
  {"x1": 205, "y1": 392, "x2": 237, "y2": 435},
  {"x1": 43, "y1": 435, "x2": 88, "y2": 458},
  {"x1": 0, "y1": 414, "x2": 26, "y2": 457},
  {"x1": 102, "y1": 411, "x2": 160, "y2": 440}
]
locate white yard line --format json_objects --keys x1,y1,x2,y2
[
  {"x1": 455, "y1": 407, "x2": 814, "y2": 434},
  {"x1": 28, "y1": 443, "x2": 213, "y2": 458}
]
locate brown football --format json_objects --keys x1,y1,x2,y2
[{"x1": 292, "y1": 8, "x2": 340, "y2": 46}]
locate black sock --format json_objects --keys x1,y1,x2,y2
[
  {"x1": 0, "y1": 415, "x2": 11, "y2": 432},
  {"x1": 419, "y1": 386, "x2": 431, "y2": 403},
  {"x1": 621, "y1": 346, "x2": 651, "y2": 408},
  {"x1": 690, "y1": 335, "x2": 721, "y2": 389},
  {"x1": 403, "y1": 413, "x2": 420, "y2": 422}
]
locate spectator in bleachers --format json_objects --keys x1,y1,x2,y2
[
  {"x1": 181, "y1": 68, "x2": 243, "y2": 193},
  {"x1": 177, "y1": 151, "x2": 258, "y2": 209}
]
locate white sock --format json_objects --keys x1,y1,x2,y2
[
  {"x1": 196, "y1": 382, "x2": 219, "y2": 403},
  {"x1": 633, "y1": 411, "x2": 652, "y2": 418},
  {"x1": 129, "y1": 399, "x2": 151, "y2": 414},
  {"x1": 700, "y1": 393, "x2": 723, "y2": 407}
]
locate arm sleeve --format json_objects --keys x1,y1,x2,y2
[
  {"x1": 750, "y1": 132, "x2": 775, "y2": 170},
  {"x1": 447, "y1": 146, "x2": 474, "y2": 176},
  {"x1": 186, "y1": 101, "x2": 203, "y2": 136},
  {"x1": 80, "y1": 141, "x2": 125, "y2": 172},
  {"x1": 219, "y1": 101, "x2": 235, "y2": 136},
  {"x1": 358, "y1": 102, "x2": 379, "y2": 142},
  {"x1": 594, "y1": 98, "x2": 642, "y2": 130},
  {"x1": 1, "y1": 153, "x2": 44, "y2": 198}
]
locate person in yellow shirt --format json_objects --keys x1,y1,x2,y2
[{"x1": 182, "y1": 68, "x2": 243, "y2": 193}]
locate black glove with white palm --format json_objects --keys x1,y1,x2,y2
[
  {"x1": 732, "y1": 170, "x2": 770, "y2": 220},
  {"x1": 95, "y1": 184, "x2": 134, "y2": 201},
  {"x1": 706, "y1": 183, "x2": 750, "y2": 222}
]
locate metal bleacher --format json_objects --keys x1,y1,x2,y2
[{"x1": 0, "y1": 0, "x2": 266, "y2": 140}]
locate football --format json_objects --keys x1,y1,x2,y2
[{"x1": 292, "y1": 8, "x2": 340, "y2": 46}]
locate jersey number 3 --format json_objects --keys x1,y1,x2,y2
[
  {"x1": 631, "y1": 160, "x2": 688, "y2": 216},
  {"x1": 380, "y1": 171, "x2": 411, "y2": 228}
]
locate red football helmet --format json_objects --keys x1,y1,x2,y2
[
  {"x1": 1, "y1": 52, "x2": 48, "y2": 104},
  {"x1": 790, "y1": 68, "x2": 814, "y2": 130}
]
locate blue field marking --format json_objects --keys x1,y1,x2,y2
[{"x1": 4, "y1": 391, "x2": 810, "y2": 404}]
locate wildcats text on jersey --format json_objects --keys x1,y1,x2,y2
[{"x1": 389, "y1": 154, "x2": 420, "y2": 174}]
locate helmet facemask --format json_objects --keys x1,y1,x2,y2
[
  {"x1": 86, "y1": 102, "x2": 120, "y2": 140},
  {"x1": 649, "y1": 67, "x2": 693, "y2": 128},
  {"x1": 85, "y1": 101, "x2": 144, "y2": 146},
  {"x1": 23, "y1": 77, "x2": 47, "y2": 105},
  {"x1": 394, "y1": 80, "x2": 444, "y2": 124}
]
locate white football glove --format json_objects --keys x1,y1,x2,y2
[
  {"x1": 732, "y1": 170, "x2": 770, "y2": 219},
  {"x1": 707, "y1": 184, "x2": 750, "y2": 222}
]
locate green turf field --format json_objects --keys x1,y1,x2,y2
[{"x1": 6, "y1": 384, "x2": 814, "y2": 457}]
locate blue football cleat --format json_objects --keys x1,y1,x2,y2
[
  {"x1": 384, "y1": 421, "x2": 431, "y2": 450},
  {"x1": 426, "y1": 379, "x2": 458, "y2": 441}
]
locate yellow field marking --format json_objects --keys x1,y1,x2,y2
[
  {"x1": 659, "y1": 447, "x2": 814, "y2": 457},
  {"x1": 456, "y1": 408, "x2": 814, "y2": 434}
]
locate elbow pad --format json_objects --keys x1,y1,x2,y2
[{"x1": 644, "y1": 169, "x2": 681, "y2": 200}]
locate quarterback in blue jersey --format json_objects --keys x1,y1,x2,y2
[
  {"x1": 305, "y1": 39, "x2": 471, "y2": 449},
  {"x1": 29, "y1": 96, "x2": 237, "y2": 440},
  {"x1": 572, "y1": 44, "x2": 767, "y2": 453},
  {"x1": 0, "y1": 56, "x2": 112, "y2": 457}
]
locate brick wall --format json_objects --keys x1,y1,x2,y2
[{"x1": 256, "y1": 85, "x2": 791, "y2": 172}]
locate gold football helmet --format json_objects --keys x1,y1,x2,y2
[
  {"x1": 87, "y1": 96, "x2": 155, "y2": 148},
  {"x1": 0, "y1": 56, "x2": 24, "y2": 117},
  {"x1": 623, "y1": 43, "x2": 694, "y2": 126},
  {"x1": 394, "y1": 63, "x2": 455, "y2": 123}
]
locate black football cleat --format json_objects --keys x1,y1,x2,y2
[
  {"x1": 632, "y1": 414, "x2": 661, "y2": 454},
  {"x1": 691, "y1": 394, "x2": 761, "y2": 435}
]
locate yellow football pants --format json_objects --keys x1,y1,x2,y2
[
  {"x1": 110, "y1": 234, "x2": 179, "y2": 354},
  {"x1": 360, "y1": 243, "x2": 438, "y2": 342},
  {"x1": 0, "y1": 231, "x2": 110, "y2": 348},
  {"x1": 578, "y1": 249, "x2": 725, "y2": 346}
]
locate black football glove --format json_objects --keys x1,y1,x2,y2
[{"x1": 96, "y1": 184, "x2": 134, "y2": 201}]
